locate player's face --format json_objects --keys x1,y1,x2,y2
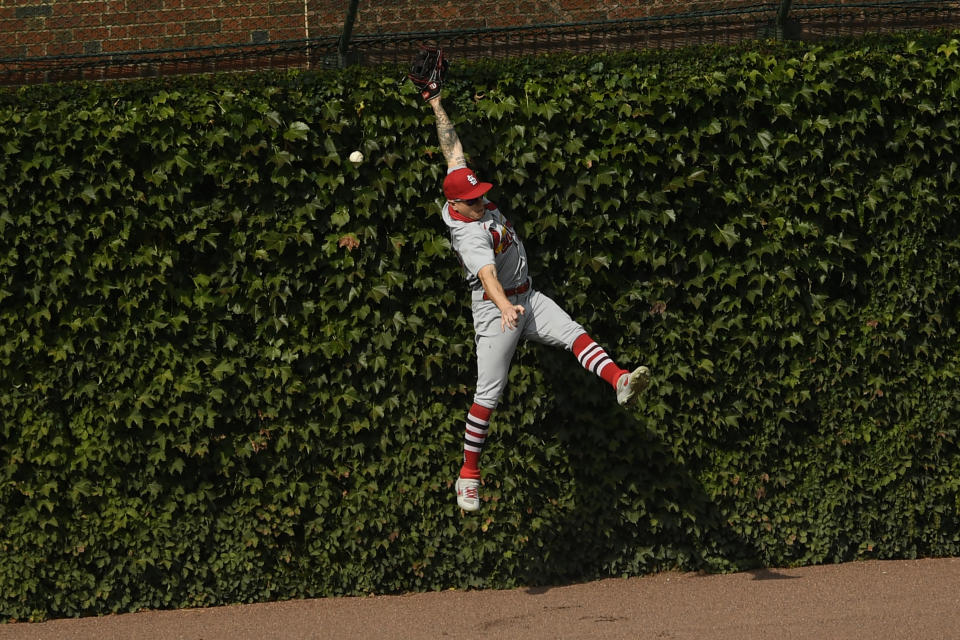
[{"x1": 449, "y1": 197, "x2": 485, "y2": 220}]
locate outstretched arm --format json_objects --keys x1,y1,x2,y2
[{"x1": 428, "y1": 95, "x2": 467, "y2": 170}]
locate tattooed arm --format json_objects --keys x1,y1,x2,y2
[{"x1": 428, "y1": 95, "x2": 467, "y2": 170}]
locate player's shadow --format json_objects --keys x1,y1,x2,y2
[
  {"x1": 747, "y1": 568, "x2": 800, "y2": 580},
  {"x1": 508, "y1": 346, "x2": 770, "y2": 591}
]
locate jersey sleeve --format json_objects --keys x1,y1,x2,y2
[{"x1": 450, "y1": 222, "x2": 495, "y2": 277}]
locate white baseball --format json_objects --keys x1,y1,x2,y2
[{"x1": 348, "y1": 150, "x2": 364, "y2": 164}]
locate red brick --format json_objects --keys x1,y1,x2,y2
[
  {"x1": 163, "y1": 35, "x2": 202, "y2": 49},
  {"x1": 16, "y1": 29, "x2": 54, "y2": 46},
  {"x1": 191, "y1": 32, "x2": 226, "y2": 46},
  {"x1": 128, "y1": 0, "x2": 164, "y2": 11},
  {"x1": 74, "y1": 26, "x2": 109, "y2": 41},
  {"x1": 496, "y1": 14, "x2": 530, "y2": 27},
  {"x1": 108, "y1": 25, "x2": 146, "y2": 40},
  {"x1": 103, "y1": 11, "x2": 142, "y2": 26},
  {"x1": 219, "y1": 4, "x2": 252, "y2": 18},
  {"x1": 273, "y1": 14, "x2": 303, "y2": 28},
  {"x1": 184, "y1": 20, "x2": 221, "y2": 35},
  {"x1": 610, "y1": 7, "x2": 653, "y2": 20},
  {"x1": 569, "y1": 10, "x2": 609, "y2": 21},
  {"x1": 273, "y1": 27, "x2": 306, "y2": 41},
  {"x1": 138, "y1": 36, "x2": 164, "y2": 50},
  {"x1": 133, "y1": 10, "x2": 163, "y2": 25},
  {"x1": 101, "y1": 38, "x2": 135, "y2": 53},
  {"x1": 238, "y1": 16, "x2": 279, "y2": 32},
  {"x1": 0, "y1": 43, "x2": 26, "y2": 57},
  {"x1": 269, "y1": 1, "x2": 302, "y2": 17},
  {"x1": 23, "y1": 44, "x2": 49, "y2": 57},
  {"x1": 220, "y1": 17, "x2": 243, "y2": 32},
  {"x1": 180, "y1": 0, "x2": 220, "y2": 9},
  {"x1": 0, "y1": 18, "x2": 21, "y2": 38},
  {"x1": 46, "y1": 41, "x2": 85, "y2": 56},
  {"x1": 46, "y1": 13, "x2": 98, "y2": 30}
]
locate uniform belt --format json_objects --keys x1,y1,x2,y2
[{"x1": 483, "y1": 279, "x2": 530, "y2": 301}]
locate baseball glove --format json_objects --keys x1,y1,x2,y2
[{"x1": 408, "y1": 46, "x2": 448, "y2": 101}]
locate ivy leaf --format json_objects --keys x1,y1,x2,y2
[
  {"x1": 712, "y1": 224, "x2": 741, "y2": 250},
  {"x1": 284, "y1": 121, "x2": 311, "y2": 141},
  {"x1": 756, "y1": 130, "x2": 774, "y2": 150}
]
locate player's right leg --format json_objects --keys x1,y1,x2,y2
[
  {"x1": 456, "y1": 402, "x2": 491, "y2": 512},
  {"x1": 456, "y1": 329, "x2": 520, "y2": 512}
]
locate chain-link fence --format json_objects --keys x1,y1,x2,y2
[{"x1": 2, "y1": 1, "x2": 959, "y2": 85}]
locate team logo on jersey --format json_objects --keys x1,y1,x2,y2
[{"x1": 490, "y1": 217, "x2": 517, "y2": 255}]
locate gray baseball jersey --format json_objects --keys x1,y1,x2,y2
[
  {"x1": 441, "y1": 196, "x2": 585, "y2": 408},
  {"x1": 441, "y1": 198, "x2": 528, "y2": 294}
]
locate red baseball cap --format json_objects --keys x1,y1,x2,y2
[{"x1": 443, "y1": 167, "x2": 492, "y2": 200}]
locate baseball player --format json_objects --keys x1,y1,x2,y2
[{"x1": 411, "y1": 52, "x2": 650, "y2": 512}]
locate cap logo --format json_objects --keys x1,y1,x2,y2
[{"x1": 467, "y1": 174, "x2": 478, "y2": 186}]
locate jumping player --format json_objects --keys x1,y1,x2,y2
[{"x1": 425, "y1": 93, "x2": 651, "y2": 512}]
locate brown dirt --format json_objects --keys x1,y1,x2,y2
[{"x1": 2, "y1": 557, "x2": 958, "y2": 639}]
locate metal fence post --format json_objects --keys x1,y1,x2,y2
[
  {"x1": 776, "y1": 0, "x2": 794, "y2": 40},
  {"x1": 338, "y1": 0, "x2": 361, "y2": 68}
]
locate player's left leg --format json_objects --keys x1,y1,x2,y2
[
  {"x1": 521, "y1": 290, "x2": 650, "y2": 406},
  {"x1": 573, "y1": 333, "x2": 651, "y2": 406},
  {"x1": 456, "y1": 324, "x2": 524, "y2": 511}
]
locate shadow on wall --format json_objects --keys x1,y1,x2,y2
[{"x1": 490, "y1": 344, "x2": 770, "y2": 591}]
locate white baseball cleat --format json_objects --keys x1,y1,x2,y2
[
  {"x1": 456, "y1": 477, "x2": 481, "y2": 512},
  {"x1": 616, "y1": 366, "x2": 651, "y2": 406}
]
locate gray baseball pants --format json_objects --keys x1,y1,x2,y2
[{"x1": 472, "y1": 288, "x2": 585, "y2": 409}]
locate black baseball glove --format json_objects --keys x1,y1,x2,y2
[{"x1": 408, "y1": 46, "x2": 448, "y2": 101}]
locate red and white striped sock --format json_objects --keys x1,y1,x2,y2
[
  {"x1": 460, "y1": 403, "x2": 492, "y2": 480},
  {"x1": 572, "y1": 333, "x2": 629, "y2": 390}
]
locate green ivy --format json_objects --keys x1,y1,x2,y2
[{"x1": 1, "y1": 32, "x2": 960, "y2": 621}]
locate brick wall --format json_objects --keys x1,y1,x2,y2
[
  {"x1": 1, "y1": 0, "x2": 771, "y2": 60},
  {"x1": 1, "y1": 0, "x2": 307, "y2": 59},
  {"x1": 318, "y1": 1, "x2": 772, "y2": 36}
]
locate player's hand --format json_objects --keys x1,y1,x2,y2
[{"x1": 500, "y1": 304, "x2": 525, "y2": 332}]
